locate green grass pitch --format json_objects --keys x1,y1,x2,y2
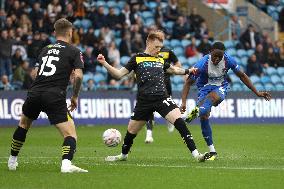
[{"x1": 0, "y1": 124, "x2": 284, "y2": 189}]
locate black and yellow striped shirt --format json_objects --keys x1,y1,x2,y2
[{"x1": 124, "y1": 53, "x2": 170, "y2": 98}]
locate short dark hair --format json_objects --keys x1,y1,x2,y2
[
  {"x1": 146, "y1": 30, "x2": 165, "y2": 43},
  {"x1": 54, "y1": 18, "x2": 73, "y2": 37},
  {"x1": 211, "y1": 41, "x2": 226, "y2": 51}
]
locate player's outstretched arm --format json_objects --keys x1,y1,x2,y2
[
  {"x1": 166, "y1": 65, "x2": 197, "y2": 75},
  {"x1": 180, "y1": 77, "x2": 195, "y2": 113},
  {"x1": 97, "y1": 54, "x2": 129, "y2": 79},
  {"x1": 235, "y1": 70, "x2": 272, "y2": 101}
]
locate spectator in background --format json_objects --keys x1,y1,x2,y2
[
  {"x1": 26, "y1": 31, "x2": 43, "y2": 66},
  {"x1": 185, "y1": 36, "x2": 200, "y2": 58},
  {"x1": 82, "y1": 28, "x2": 98, "y2": 46},
  {"x1": 47, "y1": 0, "x2": 62, "y2": 17},
  {"x1": 95, "y1": 6, "x2": 107, "y2": 29},
  {"x1": 266, "y1": 47, "x2": 280, "y2": 68},
  {"x1": 0, "y1": 30, "x2": 13, "y2": 77},
  {"x1": 172, "y1": 15, "x2": 190, "y2": 39},
  {"x1": 255, "y1": 44, "x2": 269, "y2": 68},
  {"x1": 108, "y1": 41, "x2": 120, "y2": 68},
  {"x1": 197, "y1": 36, "x2": 211, "y2": 55},
  {"x1": 0, "y1": 9, "x2": 7, "y2": 29},
  {"x1": 106, "y1": 7, "x2": 121, "y2": 30},
  {"x1": 11, "y1": 48, "x2": 23, "y2": 72},
  {"x1": 108, "y1": 79, "x2": 119, "y2": 89},
  {"x1": 13, "y1": 60, "x2": 29, "y2": 83},
  {"x1": 165, "y1": 0, "x2": 180, "y2": 22},
  {"x1": 279, "y1": 7, "x2": 284, "y2": 32},
  {"x1": 131, "y1": 33, "x2": 145, "y2": 53},
  {"x1": 29, "y1": 3, "x2": 43, "y2": 24},
  {"x1": 85, "y1": 79, "x2": 96, "y2": 91},
  {"x1": 229, "y1": 14, "x2": 243, "y2": 38},
  {"x1": 274, "y1": 41, "x2": 284, "y2": 67},
  {"x1": 119, "y1": 32, "x2": 132, "y2": 56},
  {"x1": 0, "y1": 75, "x2": 14, "y2": 90},
  {"x1": 74, "y1": 0, "x2": 86, "y2": 19},
  {"x1": 129, "y1": 4, "x2": 141, "y2": 24},
  {"x1": 19, "y1": 14, "x2": 32, "y2": 32},
  {"x1": 195, "y1": 21, "x2": 209, "y2": 40},
  {"x1": 188, "y1": 7, "x2": 204, "y2": 33},
  {"x1": 64, "y1": 3, "x2": 76, "y2": 23},
  {"x1": 119, "y1": 4, "x2": 132, "y2": 27},
  {"x1": 99, "y1": 27, "x2": 114, "y2": 45},
  {"x1": 240, "y1": 24, "x2": 261, "y2": 50},
  {"x1": 83, "y1": 47, "x2": 96, "y2": 74},
  {"x1": 22, "y1": 67, "x2": 35, "y2": 90},
  {"x1": 246, "y1": 54, "x2": 263, "y2": 76},
  {"x1": 8, "y1": 0, "x2": 24, "y2": 18},
  {"x1": 72, "y1": 28, "x2": 81, "y2": 45},
  {"x1": 93, "y1": 39, "x2": 110, "y2": 63}
]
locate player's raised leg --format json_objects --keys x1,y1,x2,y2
[
  {"x1": 106, "y1": 120, "x2": 146, "y2": 161},
  {"x1": 8, "y1": 114, "x2": 32, "y2": 171},
  {"x1": 164, "y1": 108, "x2": 208, "y2": 162},
  {"x1": 56, "y1": 116, "x2": 88, "y2": 173},
  {"x1": 145, "y1": 114, "x2": 154, "y2": 143}
]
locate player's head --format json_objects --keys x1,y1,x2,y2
[
  {"x1": 54, "y1": 18, "x2": 73, "y2": 42},
  {"x1": 146, "y1": 30, "x2": 165, "y2": 56},
  {"x1": 210, "y1": 41, "x2": 225, "y2": 65}
]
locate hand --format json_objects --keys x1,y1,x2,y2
[
  {"x1": 188, "y1": 67, "x2": 198, "y2": 75},
  {"x1": 68, "y1": 96, "x2": 78, "y2": 112},
  {"x1": 97, "y1": 54, "x2": 106, "y2": 64},
  {"x1": 180, "y1": 103, "x2": 186, "y2": 113},
  {"x1": 256, "y1": 91, "x2": 271, "y2": 101}
]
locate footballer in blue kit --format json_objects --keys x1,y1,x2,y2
[{"x1": 180, "y1": 42, "x2": 271, "y2": 160}]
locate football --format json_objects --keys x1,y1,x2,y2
[{"x1": 102, "y1": 128, "x2": 122, "y2": 147}]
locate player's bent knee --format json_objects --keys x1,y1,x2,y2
[
  {"x1": 174, "y1": 118, "x2": 186, "y2": 129},
  {"x1": 199, "y1": 97, "x2": 213, "y2": 116}
]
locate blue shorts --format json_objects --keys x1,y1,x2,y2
[{"x1": 197, "y1": 85, "x2": 228, "y2": 106}]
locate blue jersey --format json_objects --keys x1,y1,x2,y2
[{"x1": 189, "y1": 52, "x2": 240, "y2": 89}]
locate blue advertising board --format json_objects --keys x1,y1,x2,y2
[{"x1": 0, "y1": 91, "x2": 283, "y2": 126}]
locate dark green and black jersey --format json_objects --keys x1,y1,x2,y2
[
  {"x1": 158, "y1": 46, "x2": 179, "y2": 95},
  {"x1": 124, "y1": 53, "x2": 170, "y2": 98},
  {"x1": 30, "y1": 40, "x2": 84, "y2": 92}
]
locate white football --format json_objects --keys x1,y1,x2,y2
[{"x1": 102, "y1": 128, "x2": 122, "y2": 147}]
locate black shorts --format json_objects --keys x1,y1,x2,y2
[
  {"x1": 131, "y1": 96, "x2": 178, "y2": 121},
  {"x1": 22, "y1": 90, "x2": 71, "y2": 125}
]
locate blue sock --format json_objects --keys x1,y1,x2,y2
[
  {"x1": 199, "y1": 98, "x2": 213, "y2": 117},
  {"x1": 200, "y1": 119, "x2": 213, "y2": 146}
]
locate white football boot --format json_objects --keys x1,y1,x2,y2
[
  {"x1": 61, "y1": 159, "x2": 88, "y2": 173},
  {"x1": 105, "y1": 154, "x2": 128, "y2": 162},
  {"x1": 8, "y1": 155, "x2": 18, "y2": 171},
  {"x1": 145, "y1": 130, "x2": 154, "y2": 143}
]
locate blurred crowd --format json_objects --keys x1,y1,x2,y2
[{"x1": 0, "y1": 0, "x2": 283, "y2": 91}]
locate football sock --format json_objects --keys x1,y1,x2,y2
[
  {"x1": 209, "y1": 144, "x2": 216, "y2": 153},
  {"x1": 146, "y1": 129, "x2": 152, "y2": 138},
  {"x1": 199, "y1": 98, "x2": 213, "y2": 116},
  {"x1": 200, "y1": 119, "x2": 213, "y2": 146},
  {"x1": 11, "y1": 126, "x2": 28, "y2": 156},
  {"x1": 146, "y1": 119, "x2": 153, "y2": 131},
  {"x1": 174, "y1": 118, "x2": 197, "y2": 153},
  {"x1": 62, "y1": 136, "x2": 76, "y2": 160},
  {"x1": 122, "y1": 131, "x2": 137, "y2": 155}
]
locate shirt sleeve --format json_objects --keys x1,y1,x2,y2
[
  {"x1": 124, "y1": 56, "x2": 136, "y2": 72},
  {"x1": 226, "y1": 54, "x2": 240, "y2": 73},
  {"x1": 73, "y1": 49, "x2": 84, "y2": 69},
  {"x1": 189, "y1": 55, "x2": 208, "y2": 81},
  {"x1": 163, "y1": 62, "x2": 171, "y2": 71},
  {"x1": 168, "y1": 50, "x2": 178, "y2": 64}
]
